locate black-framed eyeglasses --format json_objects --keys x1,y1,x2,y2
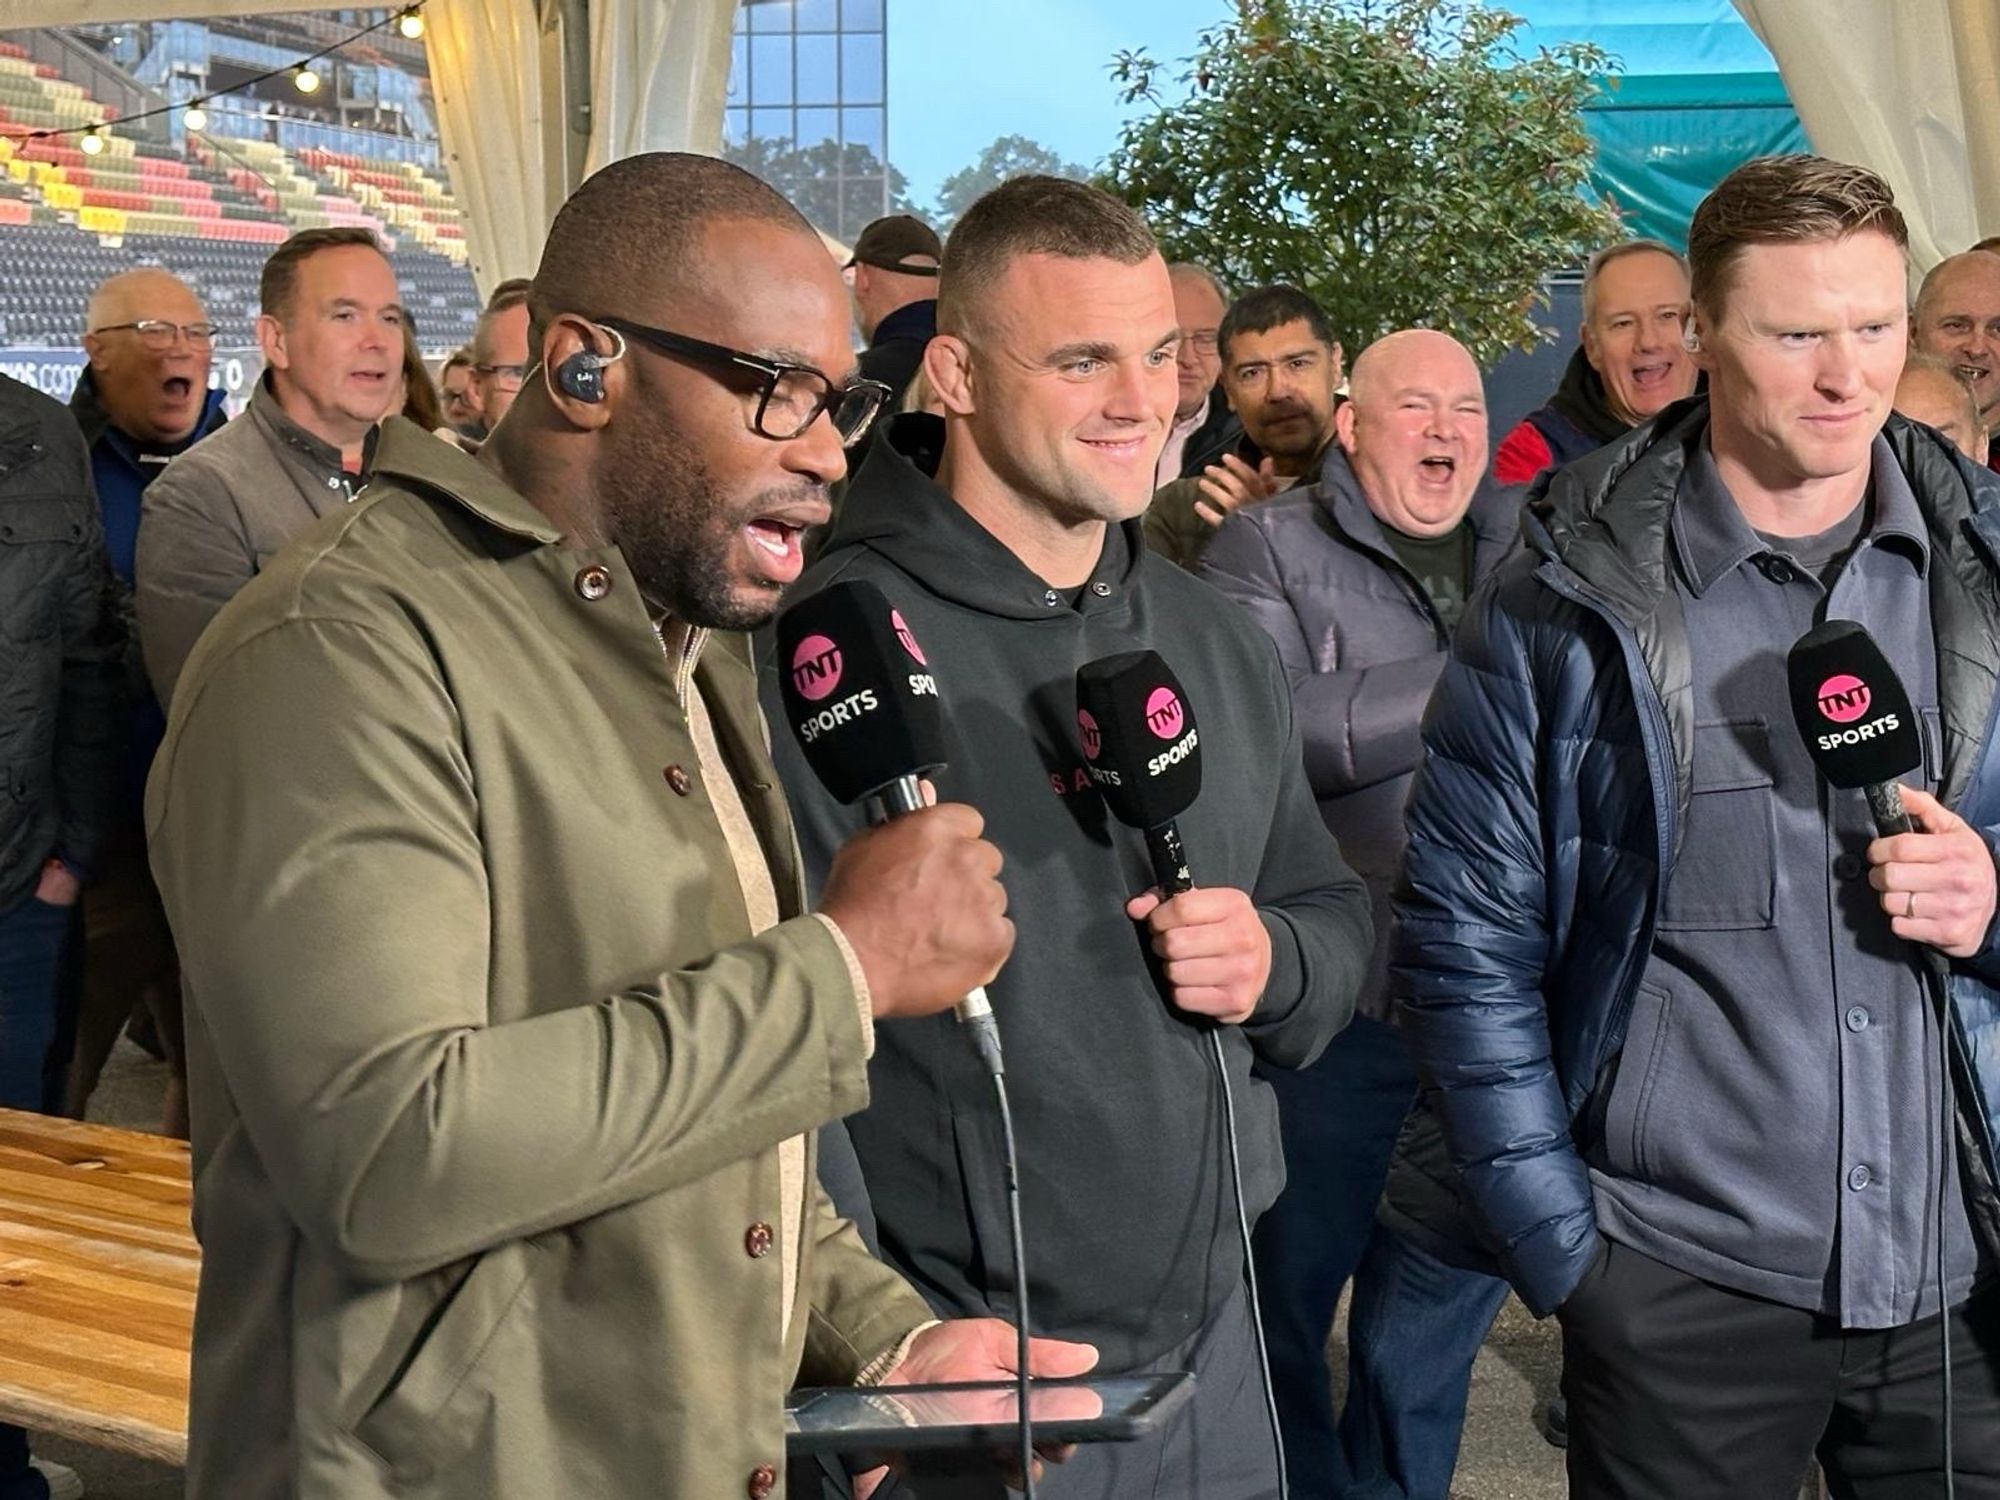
[
  {"x1": 95, "y1": 319, "x2": 218, "y2": 349},
  {"x1": 1178, "y1": 330, "x2": 1220, "y2": 356},
  {"x1": 591, "y1": 314, "x2": 892, "y2": 445}
]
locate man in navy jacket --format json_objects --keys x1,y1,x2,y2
[{"x1": 1397, "y1": 154, "x2": 2000, "y2": 1495}]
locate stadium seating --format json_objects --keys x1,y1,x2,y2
[{"x1": 0, "y1": 31, "x2": 481, "y2": 355}]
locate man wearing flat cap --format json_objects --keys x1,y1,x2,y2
[{"x1": 847, "y1": 213, "x2": 941, "y2": 407}]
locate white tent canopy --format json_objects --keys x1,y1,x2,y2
[
  {"x1": 1, "y1": 0, "x2": 739, "y2": 299},
  {"x1": 1735, "y1": 0, "x2": 2000, "y2": 273}
]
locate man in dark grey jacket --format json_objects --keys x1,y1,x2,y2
[
  {"x1": 1201, "y1": 329, "x2": 1519, "y2": 1499},
  {"x1": 0, "y1": 372, "x2": 120, "y2": 1500}
]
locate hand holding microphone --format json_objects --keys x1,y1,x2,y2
[
  {"x1": 1788, "y1": 618, "x2": 1999, "y2": 958},
  {"x1": 1866, "y1": 786, "x2": 1997, "y2": 957},
  {"x1": 822, "y1": 804, "x2": 1015, "y2": 1020},
  {"x1": 777, "y1": 580, "x2": 1013, "y2": 1041},
  {"x1": 1078, "y1": 649, "x2": 1271, "y2": 1024}
]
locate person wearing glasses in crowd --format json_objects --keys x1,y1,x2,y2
[
  {"x1": 1153, "y1": 261, "x2": 1236, "y2": 490},
  {"x1": 439, "y1": 346, "x2": 484, "y2": 440},
  {"x1": 135, "y1": 227, "x2": 402, "y2": 707},
  {"x1": 470, "y1": 277, "x2": 534, "y2": 434},
  {"x1": 1145, "y1": 285, "x2": 1345, "y2": 570},
  {"x1": 145, "y1": 151, "x2": 1092, "y2": 1500},
  {"x1": 62, "y1": 268, "x2": 228, "y2": 1135}
]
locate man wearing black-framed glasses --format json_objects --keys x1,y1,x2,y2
[
  {"x1": 63, "y1": 266, "x2": 229, "y2": 1139},
  {"x1": 147, "y1": 151, "x2": 1090, "y2": 1500}
]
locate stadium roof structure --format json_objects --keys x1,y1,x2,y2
[{"x1": 21, "y1": 1, "x2": 2000, "y2": 280}]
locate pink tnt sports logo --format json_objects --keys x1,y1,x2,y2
[
  {"x1": 791, "y1": 635, "x2": 843, "y2": 702},
  {"x1": 1078, "y1": 708, "x2": 1101, "y2": 760},
  {"x1": 1817, "y1": 674, "x2": 1872, "y2": 724},
  {"x1": 1145, "y1": 686, "x2": 1184, "y2": 741},
  {"x1": 891, "y1": 609, "x2": 928, "y2": 666}
]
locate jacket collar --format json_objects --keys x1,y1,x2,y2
[
  {"x1": 247, "y1": 373, "x2": 379, "y2": 480},
  {"x1": 823, "y1": 411, "x2": 1144, "y2": 620},
  {"x1": 1311, "y1": 445, "x2": 1519, "y2": 581},
  {"x1": 870, "y1": 299, "x2": 937, "y2": 349},
  {"x1": 1671, "y1": 434, "x2": 1929, "y2": 598},
  {"x1": 366, "y1": 416, "x2": 564, "y2": 544},
  {"x1": 68, "y1": 366, "x2": 228, "y2": 459}
]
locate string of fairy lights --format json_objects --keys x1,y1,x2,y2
[{"x1": 21, "y1": 6, "x2": 427, "y2": 157}]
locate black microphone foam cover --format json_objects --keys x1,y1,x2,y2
[
  {"x1": 1786, "y1": 619, "x2": 1923, "y2": 789},
  {"x1": 775, "y1": 579, "x2": 947, "y2": 804},
  {"x1": 1074, "y1": 649, "x2": 1202, "y2": 829}
]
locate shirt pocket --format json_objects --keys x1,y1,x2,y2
[{"x1": 1658, "y1": 717, "x2": 1776, "y2": 932}]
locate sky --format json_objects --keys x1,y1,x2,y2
[
  {"x1": 882, "y1": 0, "x2": 1777, "y2": 214},
  {"x1": 886, "y1": 0, "x2": 1225, "y2": 209}
]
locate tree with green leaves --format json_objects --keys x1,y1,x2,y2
[
  {"x1": 723, "y1": 135, "x2": 921, "y2": 244},
  {"x1": 1102, "y1": 0, "x2": 1622, "y2": 365},
  {"x1": 932, "y1": 135, "x2": 1091, "y2": 236}
]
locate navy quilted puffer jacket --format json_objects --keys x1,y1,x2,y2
[{"x1": 1392, "y1": 397, "x2": 2000, "y2": 1316}]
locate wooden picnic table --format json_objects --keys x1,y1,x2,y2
[{"x1": 0, "y1": 1108, "x2": 192, "y2": 1466}]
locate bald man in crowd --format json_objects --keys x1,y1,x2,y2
[
  {"x1": 1896, "y1": 351, "x2": 1987, "y2": 462},
  {"x1": 146, "y1": 151, "x2": 1088, "y2": 1500},
  {"x1": 1200, "y1": 329, "x2": 1521, "y2": 1498},
  {"x1": 1911, "y1": 248, "x2": 2000, "y2": 469},
  {"x1": 63, "y1": 267, "x2": 228, "y2": 1132}
]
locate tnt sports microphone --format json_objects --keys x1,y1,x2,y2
[
  {"x1": 1786, "y1": 619, "x2": 1925, "y2": 837},
  {"x1": 1075, "y1": 650, "x2": 1202, "y2": 895},
  {"x1": 774, "y1": 579, "x2": 1003, "y2": 1073}
]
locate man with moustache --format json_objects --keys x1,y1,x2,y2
[
  {"x1": 136, "y1": 227, "x2": 402, "y2": 705},
  {"x1": 772, "y1": 176, "x2": 1372, "y2": 1498},
  {"x1": 1398, "y1": 154, "x2": 2000, "y2": 1494},
  {"x1": 1493, "y1": 239, "x2": 1698, "y2": 484},
  {"x1": 1910, "y1": 248, "x2": 2000, "y2": 470},
  {"x1": 1200, "y1": 328, "x2": 1519, "y2": 1499},
  {"x1": 1145, "y1": 284, "x2": 1344, "y2": 570},
  {"x1": 62, "y1": 267, "x2": 227, "y2": 1130},
  {"x1": 146, "y1": 152, "x2": 1086, "y2": 1500}
]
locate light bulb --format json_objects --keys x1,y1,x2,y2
[
  {"x1": 398, "y1": 10, "x2": 425, "y2": 40},
  {"x1": 294, "y1": 66, "x2": 322, "y2": 95},
  {"x1": 183, "y1": 105, "x2": 207, "y2": 131},
  {"x1": 79, "y1": 130, "x2": 105, "y2": 155}
]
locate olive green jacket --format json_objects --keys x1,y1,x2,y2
[{"x1": 147, "y1": 418, "x2": 931, "y2": 1499}]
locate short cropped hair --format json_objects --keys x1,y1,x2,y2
[
  {"x1": 486, "y1": 277, "x2": 534, "y2": 313},
  {"x1": 1167, "y1": 261, "x2": 1228, "y2": 305},
  {"x1": 260, "y1": 226, "x2": 386, "y2": 320},
  {"x1": 1687, "y1": 155, "x2": 1907, "y2": 318},
  {"x1": 528, "y1": 152, "x2": 811, "y2": 354},
  {"x1": 1900, "y1": 349, "x2": 1982, "y2": 434},
  {"x1": 442, "y1": 346, "x2": 473, "y2": 376},
  {"x1": 1217, "y1": 285, "x2": 1337, "y2": 364},
  {"x1": 937, "y1": 175, "x2": 1156, "y2": 336},
  {"x1": 1581, "y1": 239, "x2": 1689, "y2": 323}
]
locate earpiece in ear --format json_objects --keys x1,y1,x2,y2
[
  {"x1": 556, "y1": 351, "x2": 607, "y2": 403},
  {"x1": 551, "y1": 326, "x2": 629, "y2": 405}
]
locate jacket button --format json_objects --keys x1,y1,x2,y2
[
  {"x1": 1833, "y1": 854, "x2": 1863, "y2": 881},
  {"x1": 664, "y1": 765, "x2": 693, "y2": 796},
  {"x1": 1091, "y1": 581, "x2": 1112, "y2": 597},
  {"x1": 1042, "y1": 589, "x2": 1060, "y2": 607},
  {"x1": 745, "y1": 1221, "x2": 774, "y2": 1258},
  {"x1": 1845, "y1": 1005, "x2": 1871, "y2": 1033},
  {"x1": 1759, "y1": 556, "x2": 1796, "y2": 585},
  {"x1": 574, "y1": 565, "x2": 613, "y2": 601},
  {"x1": 747, "y1": 1464, "x2": 777, "y2": 1500},
  {"x1": 1847, "y1": 1164, "x2": 1872, "y2": 1191}
]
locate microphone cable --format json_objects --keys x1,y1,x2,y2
[
  {"x1": 1155, "y1": 837, "x2": 1290, "y2": 1500},
  {"x1": 1918, "y1": 948, "x2": 1957, "y2": 1500},
  {"x1": 869, "y1": 776, "x2": 1035, "y2": 1495}
]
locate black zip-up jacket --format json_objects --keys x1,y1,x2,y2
[
  {"x1": 765, "y1": 414, "x2": 1372, "y2": 1369},
  {"x1": 0, "y1": 376, "x2": 123, "y2": 907}
]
